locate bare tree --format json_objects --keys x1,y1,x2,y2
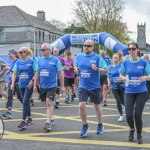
[{"x1": 73, "y1": 0, "x2": 130, "y2": 43}]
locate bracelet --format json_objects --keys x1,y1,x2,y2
[{"x1": 96, "y1": 67, "x2": 99, "y2": 72}]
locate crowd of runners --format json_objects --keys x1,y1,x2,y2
[{"x1": 0, "y1": 40, "x2": 150, "y2": 144}]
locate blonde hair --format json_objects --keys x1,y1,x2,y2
[{"x1": 20, "y1": 47, "x2": 32, "y2": 57}]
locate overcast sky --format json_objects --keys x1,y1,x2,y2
[{"x1": 0, "y1": 0, "x2": 150, "y2": 43}]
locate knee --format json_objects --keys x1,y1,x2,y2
[
  {"x1": 46, "y1": 100, "x2": 53, "y2": 107},
  {"x1": 94, "y1": 104, "x2": 100, "y2": 111},
  {"x1": 126, "y1": 114, "x2": 133, "y2": 121},
  {"x1": 79, "y1": 103, "x2": 86, "y2": 111}
]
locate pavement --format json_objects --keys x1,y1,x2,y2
[{"x1": 0, "y1": 95, "x2": 150, "y2": 150}]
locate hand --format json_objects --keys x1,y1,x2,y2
[
  {"x1": 33, "y1": 85, "x2": 37, "y2": 92},
  {"x1": 91, "y1": 64, "x2": 97, "y2": 71},
  {"x1": 138, "y1": 76, "x2": 148, "y2": 82},
  {"x1": 28, "y1": 80, "x2": 33, "y2": 89},
  {"x1": 10, "y1": 84, "x2": 14, "y2": 91},
  {"x1": 74, "y1": 68, "x2": 79, "y2": 75}
]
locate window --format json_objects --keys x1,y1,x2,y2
[
  {"x1": 43, "y1": 31, "x2": 45, "y2": 42},
  {"x1": 39, "y1": 31, "x2": 41, "y2": 43},
  {"x1": 0, "y1": 29, "x2": 4, "y2": 41}
]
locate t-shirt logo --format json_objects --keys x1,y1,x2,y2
[{"x1": 137, "y1": 66, "x2": 144, "y2": 69}]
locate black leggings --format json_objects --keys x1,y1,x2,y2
[
  {"x1": 124, "y1": 92, "x2": 147, "y2": 134},
  {"x1": 112, "y1": 89, "x2": 124, "y2": 115}
]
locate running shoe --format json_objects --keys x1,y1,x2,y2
[
  {"x1": 96, "y1": 123, "x2": 104, "y2": 134},
  {"x1": 65, "y1": 98, "x2": 70, "y2": 104},
  {"x1": 128, "y1": 129, "x2": 135, "y2": 142},
  {"x1": 25, "y1": 118, "x2": 33, "y2": 125},
  {"x1": 103, "y1": 101, "x2": 107, "y2": 106},
  {"x1": 137, "y1": 134, "x2": 144, "y2": 144},
  {"x1": 18, "y1": 121, "x2": 26, "y2": 129},
  {"x1": 80, "y1": 124, "x2": 90, "y2": 137},
  {"x1": 2, "y1": 111, "x2": 12, "y2": 119},
  {"x1": 54, "y1": 101, "x2": 59, "y2": 109},
  {"x1": 118, "y1": 116, "x2": 124, "y2": 122},
  {"x1": 71, "y1": 95, "x2": 74, "y2": 102}
]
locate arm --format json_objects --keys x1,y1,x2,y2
[
  {"x1": 33, "y1": 71, "x2": 39, "y2": 92},
  {"x1": 11, "y1": 72, "x2": 17, "y2": 90},
  {"x1": 58, "y1": 71, "x2": 65, "y2": 93}
]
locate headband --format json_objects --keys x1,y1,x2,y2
[{"x1": 8, "y1": 49, "x2": 17, "y2": 55}]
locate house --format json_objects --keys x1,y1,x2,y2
[{"x1": 0, "y1": 5, "x2": 63, "y2": 61}]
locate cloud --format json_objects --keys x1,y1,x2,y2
[{"x1": 126, "y1": 0, "x2": 150, "y2": 16}]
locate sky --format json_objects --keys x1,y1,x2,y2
[{"x1": 0, "y1": 0, "x2": 150, "y2": 43}]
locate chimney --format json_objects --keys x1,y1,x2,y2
[{"x1": 37, "y1": 10, "x2": 45, "y2": 20}]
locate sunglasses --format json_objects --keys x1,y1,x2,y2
[
  {"x1": 128, "y1": 48, "x2": 136, "y2": 51},
  {"x1": 18, "y1": 51, "x2": 26, "y2": 54},
  {"x1": 83, "y1": 45, "x2": 93, "y2": 48}
]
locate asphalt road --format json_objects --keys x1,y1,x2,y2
[{"x1": 0, "y1": 95, "x2": 150, "y2": 150}]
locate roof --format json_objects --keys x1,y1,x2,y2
[{"x1": 0, "y1": 5, "x2": 63, "y2": 35}]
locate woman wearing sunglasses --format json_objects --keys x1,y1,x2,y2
[
  {"x1": 11, "y1": 47, "x2": 38, "y2": 130},
  {"x1": 120, "y1": 42, "x2": 150, "y2": 144}
]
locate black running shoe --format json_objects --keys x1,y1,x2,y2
[
  {"x1": 128, "y1": 129, "x2": 135, "y2": 142},
  {"x1": 137, "y1": 134, "x2": 144, "y2": 144}
]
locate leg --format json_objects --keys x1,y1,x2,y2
[
  {"x1": 79, "y1": 102, "x2": 87, "y2": 124},
  {"x1": 124, "y1": 93, "x2": 135, "y2": 129},
  {"x1": 112, "y1": 89, "x2": 123, "y2": 116},
  {"x1": 134, "y1": 92, "x2": 146, "y2": 135}
]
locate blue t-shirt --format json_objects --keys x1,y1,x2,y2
[
  {"x1": 13, "y1": 58, "x2": 37, "y2": 88},
  {"x1": 120, "y1": 58, "x2": 150, "y2": 93},
  {"x1": 74, "y1": 52, "x2": 108, "y2": 90},
  {"x1": 104, "y1": 55, "x2": 111, "y2": 66},
  {"x1": 7, "y1": 58, "x2": 19, "y2": 83},
  {"x1": 108, "y1": 64, "x2": 125, "y2": 89},
  {"x1": 38, "y1": 55, "x2": 63, "y2": 89}
]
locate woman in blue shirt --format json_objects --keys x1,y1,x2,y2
[
  {"x1": 11, "y1": 47, "x2": 37, "y2": 130},
  {"x1": 120, "y1": 42, "x2": 150, "y2": 144},
  {"x1": 2, "y1": 49, "x2": 23, "y2": 119},
  {"x1": 108, "y1": 53, "x2": 124, "y2": 122}
]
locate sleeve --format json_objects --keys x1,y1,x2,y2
[
  {"x1": 13, "y1": 63, "x2": 18, "y2": 72},
  {"x1": 32, "y1": 61, "x2": 38, "y2": 72},
  {"x1": 57, "y1": 60, "x2": 63, "y2": 72},
  {"x1": 98, "y1": 57, "x2": 108, "y2": 68},
  {"x1": 144, "y1": 63, "x2": 150, "y2": 75},
  {"x1": 74, "y1": 58, "x2": 78, "y2": 67},
  {"x1": 120, "y1": 62, "x2": 126, "y2": 75}
]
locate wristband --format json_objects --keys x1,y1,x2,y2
[{"x1": 96, "y1": 67, "x2": 99, "y2": 72}]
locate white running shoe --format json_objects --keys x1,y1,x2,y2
[{"x1": 118, "y1": 116, "x2": 124, "y2": 122}]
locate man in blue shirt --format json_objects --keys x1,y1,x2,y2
[
  {"x1": 74, "y1": 40, "x2": 108, "y2": 137},
  {"x1": 34, "y1": 43, "x2": 65, "y2": 131}
]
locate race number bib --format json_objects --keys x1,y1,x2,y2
[
  {"x1": 40, "y1": 69, "x2": 49, "y2": 77},
  {"x1": 20, "y1": 73, "x2": 29, "y2": 79},
  {"x1": 81, "y1": 72, "x2": 90, "y2": 78}
]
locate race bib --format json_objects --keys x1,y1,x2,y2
[
  {"x1": 40, "y1": 69, "x2": 49, "y2": 77},
  {"x1": 20, "y1": 73, "x2": 29, "y2": 79},
  {"x1": 81, "y1": 72, "x2": 90, "y2": 78}
]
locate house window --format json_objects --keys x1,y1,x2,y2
[
  {"x1": 43, "y1": 32, "x2": 45, "y2": 42},
  {"x1": 0, "y1": 29, "x2": 4, "y2": 41},
  {"x1": 49, "y1": 34, "x2": 51, "y2": 43},
  {"x1": 39, "y1": 31, "x2": 41, "y2": 43}
]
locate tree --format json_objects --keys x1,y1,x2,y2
[
  {"x1": 63, "y1": 23, "x2": 87, "y2": 34},
  {"x1": 50, "y1": 19, "x2": 67, "y2": 31},
  {"x1": 73, "y1": 0, "x2": 130, "y2": 44}
]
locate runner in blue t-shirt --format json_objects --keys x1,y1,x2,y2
[
  {"x1": 34, "y1": 43, "x2": 65, "y2": 131},
  {"x1": 74, "y1": 40, "x2": 108, "y2": 138},
  {"x1": 2, "y1": 49, "x2": 23, "y2": 119},
  {"x1": 120, "y1": 42, "x2": 150, "y2": 144},
  {"x1": 11, "y1": 47, "x2": 37, "y2": 130},
  {"x1": 107, "y1": 53, "x2": 125, "y2": 122}
]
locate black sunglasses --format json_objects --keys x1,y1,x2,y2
[
  {"x1": 83, "y1": 45, "x2": 93, "y2": 48},
  {"x1": 128, "y1": 48, "x2": 136, "y2": 51},
  {"x1": 18, "y1": 51, "x2": 26, "y2": 54}
]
